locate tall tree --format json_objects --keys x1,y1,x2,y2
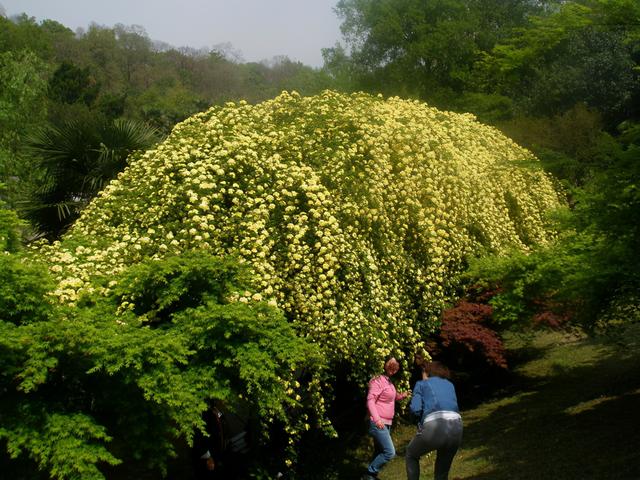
[
  {"x1": 113, "y1": 24, "x2": 152, "y2": 86},
  {"x1": 0, "y1": 49, "x2": 48, "y2": 206},
  {"x1": 478, "y1": 0, "x2": 640, "y2": 123},
  {"x1": 48, "y1": 61, "x2": 100, "y2": 106},
  {"x1": 325, "y1": 0, "x2": 547, "y2": 98}
]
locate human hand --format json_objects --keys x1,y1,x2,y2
[
  {"x1": 205, "y1": 457, "x2": 215, "y2": 471},
  {"x1": 375, "y1": 420, "x2": 385, "y2": 429}
]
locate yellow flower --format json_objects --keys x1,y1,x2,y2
[{"x1": 40, "y1": 90, "x2": 559, "y2": 391}]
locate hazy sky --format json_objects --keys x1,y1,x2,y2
[{"x1": 1, "y1": 0, "x2": 344, "y2": 67}]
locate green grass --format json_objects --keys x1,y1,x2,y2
[{"x1": 369, "y1": 325, "x2": 640, "y2": 480}]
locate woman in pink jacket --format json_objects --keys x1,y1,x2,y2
[{"x1": 362, "y1": 356, "x2": 409, "y2": 479}]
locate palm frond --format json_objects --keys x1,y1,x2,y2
[{"x1": 24, "y1": 118, "x2": 158, "y2": 239}]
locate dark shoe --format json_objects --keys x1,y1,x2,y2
[{"x1": 361, "y1": 473, "x2": 377, "y2": 480}]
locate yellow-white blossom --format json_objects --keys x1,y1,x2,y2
[{"x1": 37, "y1": 90, "x2": 561, "y2": 382}]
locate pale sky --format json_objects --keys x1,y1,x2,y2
[{"x1": 0, "y1": 0, "x2": 344, "y2": 67}]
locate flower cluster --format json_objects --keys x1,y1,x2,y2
[{"x1": 37, "y1": 91, "x2": 560, "y2": 379}]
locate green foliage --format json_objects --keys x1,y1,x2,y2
[
  {"x1": 112, "y1": 251, "x2": 249, "y2": 321},
  {"x1": 0, "y1": 410, "x2": 121, "y2": 480},
  {"x1": 0, "y1": 251, "x2": 326, "y2": 478},
  {"x1": 478, "y1": 2, "x2": 594, "y2": 80},
  {"x1": 128, "y1": 82, "x2": 204, "y2": 133},
  {"x1": 466, "y1": 232, "x2": 591, "y2": 325},
  {"x1": 321, "y1": 43, "x2": 359, "y2": 92},
  {"x1": 0, "y1": 50, "x2": 48, "y2": 143},
  {"x1": 48, "y1": 61, "x2": 100, "y2": 106},
  {"x1": 479, "y1": 0, "x2": 640, "y2": 123},
  {"x1": 1, "y1": 14, "x2": 335, "y2": 135},
  {"x1": 469, "y1": 223, "x2": 636, "y2": 328},
  {"x1": 0, "y1": 197, "x2": 52, "y2": 324},
  {"x1": 575, "y1": 122, "x2": 640, "y2": 239},
  {"x1": 467, "y1": 125, "x2": 640, "y2": 328},
  {"x1": 435, "y1": 90, "x2": 515, "y2": 123},
  {"x1": 238, "y1": 57, "x2": 335, "y2": 104},
  {"x1": 0, "y1": 255, "x2": 53, "y2": 325},
  {"x1": 497, "y1": 103, "x2": 616, "y2": 186},
  {"x1": 328, "y1": 0, "x2": 639, "y2": 126},
  {"x1": 0, "y1": 195, "x2": 23, "y2": 253},
  {"x1": 0, "y1": 14, "x2": 57, "y2": 58},
  {"x1": 527, "y1": 27, "x2": 636, "y2": 121},
  {"x1": 0, "y1": 49, "x2": 49, "y2": 206},
  {"x1": 327, "y1": 0, "x2": 547, "y2": 100}
]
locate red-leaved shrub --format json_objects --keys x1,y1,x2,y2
[{"x1": 427, "y1": 291, "x2": 508, "y2": 371}]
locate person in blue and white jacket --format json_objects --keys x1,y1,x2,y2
[{"x1": 405, "y1": 361, "x2": 463, "y2": 480}]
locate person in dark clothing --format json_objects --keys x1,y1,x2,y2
[
  {"x1": 192, "y1": 406, "x2": 225, "y2": 479},
  {"x1": 405, "y1": 361, "x2": 463, "y2": 480},
  {"x1": 192, "y1": 403, "x2": 251, "y2": 479}
]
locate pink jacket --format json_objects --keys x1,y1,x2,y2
[{"x1": 367, "y1": 375, "x2": 407, "y2": 425}]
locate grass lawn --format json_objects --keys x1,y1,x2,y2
[{"x1": 365, "y1": 324, "x2": 640, "y2": 480}]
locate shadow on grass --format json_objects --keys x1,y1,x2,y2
[{"x1": 451, "y1": 336, "x2": 640, "y2": 480}]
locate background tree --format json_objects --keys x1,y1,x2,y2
[
  {"x1": 0, "y1": 49, "x2": 48, "y2": 207},
  {"x1": 325, "y1": 0, "x2": 548, "y2": 103},
  {"x1": 48, "y1": 61, "x2": 101, "y2": 106},
  {"x1": 478, "y1": 0, "x2": 640, "y2": 125},
  {"x1": 113, "y1": 24, "x2": 152, "y2": 86}
]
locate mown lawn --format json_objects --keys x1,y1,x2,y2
[{"x1": 373, "y1": 325, "x2": 640, "y2": 480}]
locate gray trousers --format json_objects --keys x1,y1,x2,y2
[{"x1": 405, "y1": 417, "x2": 463, "y2": 480}]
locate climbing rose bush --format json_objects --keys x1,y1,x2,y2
[{"x1": 37, "y1": 90, "x2": 560, "y2": 377}]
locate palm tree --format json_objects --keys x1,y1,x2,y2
[{"x1": 24, "y1": 118, "x2": 159, "y2": 239}]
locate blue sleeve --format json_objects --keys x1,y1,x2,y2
[{"x1": 409, "y1": 382, "x2": 423, "y2": 418}]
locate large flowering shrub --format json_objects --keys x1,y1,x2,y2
[{"x1": 38, "y1": 90, "x2": 560, "y2": 376}]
